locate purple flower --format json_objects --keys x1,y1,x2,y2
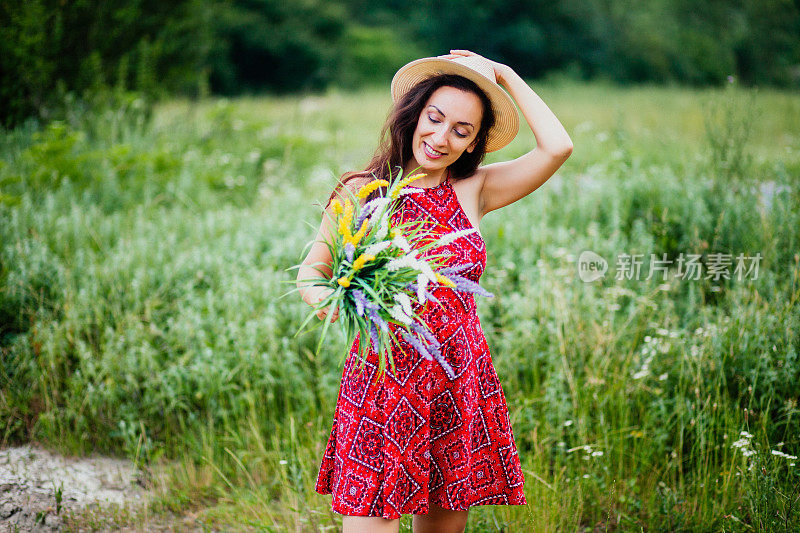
[
  {"x1": 368, "y1": 307, "x2": 389, "y2": 332},
  {"x1": 355, "y1": 210, "x2": 369, "y2": 229},
  {"x1": 400, "y1": 329, "x2": 433, "y2": 362},
  {"x1": 344, "y1": 242, "x2": 355, "y2": 262},
  {"x1": 431, "y1": 348, "x2": 453, "y2": 378},
  {"x1": 414, "y1": 331, "x2": 455, "y2": 379},
  {"x1": 448, "y1": 274, "x2": 494, "y2": 298},
  {"x1": 368, "y1": 323, "x2": 381, "y2": 352},
  {"x1": 403, "y1": 322, "x2": 454, "y2": 378},
  {"x1": 410, "y1": 322, "x2": 444, "y2": 367},
  {"x1": 411, "y1": 321, "x2": 441, "y2": 349},
  {"x1": 352, "y1": 288, "x2": 368, "y2": 317},
  {"x1": 440, "y1": 263, "x2": 474, "y2": 276}
]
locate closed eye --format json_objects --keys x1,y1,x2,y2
[{"x1": 429, "y1": 114, "x2": 468, "y2": 138}]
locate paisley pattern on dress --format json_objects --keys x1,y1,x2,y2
[{"x1": 315, "y1": 176, "x2": 527, "y2": 519}]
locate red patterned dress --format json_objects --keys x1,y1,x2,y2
[{"x1": 315, "y1": 175, "x2": 527, "y2": 519}]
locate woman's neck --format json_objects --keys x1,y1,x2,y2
[{"x1": 402, "y1": 162, "x2": 448, "y2": 188}]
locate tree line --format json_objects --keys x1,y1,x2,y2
[{"x1": 1, "y1": 0, "x2": 798, "y2": 128}]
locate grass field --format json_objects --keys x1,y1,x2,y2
[{"x1": 2, "y1": 78, "x2": 799, "y2": 531}]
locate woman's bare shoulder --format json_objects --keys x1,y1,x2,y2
[
  {"x1": 452, "y1": 167, "x2": 487, "y2": 191},
  {"x1": 340, "y1": 171, "x2": 373, "y2": 189},
  {"x1": 326, "y1": 171, "x2": 373, "y2": 208}
]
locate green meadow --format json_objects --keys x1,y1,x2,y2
[{"x1": 2, "y1": 79, "x2": 799, "y2": 531}]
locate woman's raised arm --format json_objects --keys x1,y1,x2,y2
[{"x1": 444, "y1": 49, "x2": 573, "y2": 216}]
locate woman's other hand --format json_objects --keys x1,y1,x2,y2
[
  {"x1": 304, "y1": 286, "x2": 339, "y2": 323},
  {"x1": 438, "y1": 49, "x2": 513, "y2": 86}
]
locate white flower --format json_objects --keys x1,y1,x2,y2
[
  {"x1": 392, "y1": 233, "x2": 411, "y2": 252},
  {"x1": 394, "y1": 292, "x2": 414, "y2": 317},
  {"x1": 732, "y1": 438, "x2": 750, "y2": 449},
  {"x1": 414, "y1": 259, "x2": 438, "y2": 284},
  {"x1": 376, "y1": 213, "x2": 390, "y2": 239},
  {"x1": 386, "y1": 251, "x2": 419, "y2": 271},
  {"x1": 417, "y1": 272, "x2": 428, "y2": 304},
  {"x1": 771, "y1": 450, "x2": 798, "y2": 460},
  {"x1": 591, "y1": 450, "x2": 603, "y2": 457},
  {"x1": 398, "y1": 187, "x2": 425, "y2": 196},
  {"x1": 388, "y1": 304, "x2": 412, "y2": 325},
  {"x1": 365, "y1": 240, "x2": 392, "y2": 255}
]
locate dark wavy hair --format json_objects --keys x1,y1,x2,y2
[{"x1": 326, "y1": 73, "x2": 495, "y2": 207}]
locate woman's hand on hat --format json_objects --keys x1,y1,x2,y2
[{"x1": 440, "y1": 49, "x2": 512, "y2": 85}]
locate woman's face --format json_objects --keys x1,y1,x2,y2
[{"x1": 409, "y1": 85, "x2": 484, "y2": 173}]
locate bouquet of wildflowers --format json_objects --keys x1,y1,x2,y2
[{"x1": 288, "y1": 167, "x2": 494, "y2": 379}]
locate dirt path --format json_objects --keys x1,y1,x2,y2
[{"x1": 0, "y1": 443, "x2": 152, "y2": 532}]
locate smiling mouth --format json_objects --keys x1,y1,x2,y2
[{"x1": 423, "y1": 141, "x2": 446, "y2": 158}]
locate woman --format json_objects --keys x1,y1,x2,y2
[{"x1": 296, "y1": 50, "x2": 572, "y2": 533}]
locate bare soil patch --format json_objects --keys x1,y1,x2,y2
[{"x1": 0, "y1": 443, "x2": 152, "y2": 532}]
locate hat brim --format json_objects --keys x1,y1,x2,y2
[{"x1": 391, "y1": 57, "x2": 519, "y2": 152}]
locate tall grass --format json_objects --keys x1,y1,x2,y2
[{"x1": 1, "y1": 80, "x2": 799, "y2": 531}]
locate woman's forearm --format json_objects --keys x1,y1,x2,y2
[{"x1": 497, "y1": 66, "x2": 573, "y2": 155}]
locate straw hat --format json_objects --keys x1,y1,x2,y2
[{"x1": 390, "y1": 54, "x2": 520, "y2": 152}]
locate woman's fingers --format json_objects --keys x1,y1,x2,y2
[{"x1": 317, "y1": 306, "x2": 339, "y2": 322}]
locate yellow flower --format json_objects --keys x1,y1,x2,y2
[
  {"x1": 435, "y1": 272, "x2": 456, "y2": 288},
  {"x1": 356, "y1": 179, "x2": 389, "y2": 199},
  {"x1": 390, "y1": 172, "x2": 426, "y2": 199},
  {"x1": 349, "y1": 218, "x2": 370, "y2": 246},
  {"x1": 352, "y1": 253, "x2": 376, "y2": 271},
  {"x1": 329, "y1": 198, "x2": 343, "y2": 215},
  {"x1": 404, "y1": 172, "x2": 426, "y2": 185},
  {"x1": 338, "y1": 198, "x2": 353, "y2": 239},
  {"x1": 337, "y1": 276, "x2": 351, "y2": 287}
]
